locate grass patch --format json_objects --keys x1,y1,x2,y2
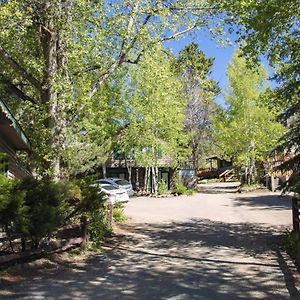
[
  {"x1": 184, "y1": 188, "x2": 196, "y2": 196},
  {"x1": 238, "y1": 183, "x2": 267, "y2": 193}
]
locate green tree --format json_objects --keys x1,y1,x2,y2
[
  {"x1": 174, "y1": 43, "x2": 219, "y2": 168},
  {"x1": 118, "y1": 45, "x2": 188, "y2": 193},
  {"x1": 213, "y1": 50, "x2": 285, "y2": 184},
  {"x1": 217, "y1": 0, "x2": 300, "y2": 191},
  {"x1": 0, "y1": 0, "x2": 225, "y2": 180}
]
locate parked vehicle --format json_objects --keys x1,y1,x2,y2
[
  {"x1": 95, "y1": 178, "x2": 134, "y2": 197},
  {"x1": 95, "y1": 183, "x2": 129, "y2": 204}
]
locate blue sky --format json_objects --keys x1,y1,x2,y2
[{"x1": 165, "y1": 30, "x2": 275, "y2": 107}]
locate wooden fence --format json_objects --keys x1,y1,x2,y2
[{"x1": 0, "y1": 221, "x2": 88, "y2": 265}]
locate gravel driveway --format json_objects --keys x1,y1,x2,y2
[{"x1": 1, "y1": 182, "x2": 299, "y2": 299}]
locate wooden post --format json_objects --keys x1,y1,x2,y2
[
  {"x1": 108, "y1": 203, "x2": 113, "y2": 228},
  {"x1": 136, "y1": 168, "x2": 139, "y2": 191},
  {"x1": 292, "y1": 197, "x2": 299, "y2": 232},
  {"x1": 80, "y1": 216, "x2": 88, "y2": 250},
  {"x1": 102, "y1": 164, "x2": 107, "y2": 178}
]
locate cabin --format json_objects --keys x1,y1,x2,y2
[
  {"x1": 197, "y1": 156, "x2": 233, "y2": 180},
  {"x1": 0, "y1": 99, "x2": 31, "y2": 179},
  {"x1": 102, "y1": 152, "x2": 173, "y2": 191}
]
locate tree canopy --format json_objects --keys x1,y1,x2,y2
[
  {"x1": 0, "y1": 0, "x2": 226, "y2": 179},
  {"x1": 174, "y1": 42, "x2": 219, "y2": 168},
  {"x1": 213, "y1": 50, "x2": 285, "y2": 183},
  {"x1": 219, "y1": 0, "x2": 300, "y2": 191}
]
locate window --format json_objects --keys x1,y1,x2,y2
[{"x1": 0, "y1": 152, "x2": 8, "y2": 175}]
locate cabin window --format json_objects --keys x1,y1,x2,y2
[{"x1": 0, "y1": 152, "x2": 8, "y2": 175}]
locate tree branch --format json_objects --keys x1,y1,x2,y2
[
  {"x1": 124, "y1": 51, "x2": 144, "y2": 64},
  {"x1": 0, "y1": 75, "x2": 38, "y2": 104},
  {"x1": 87, "y1": 2, "x2": 203, "y2": 98},
  {"x1": 161, "y1": 22, "x2": 201, "y2": 42},
  {"x1": 88, "y1": 13, "x2": 152, "y2": 99},
  {"x1": 0, "y1": 44, "x2": 43, "y2": 92}
]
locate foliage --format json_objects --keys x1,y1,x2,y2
[
  {"x1": 285, "y1": 231, "x2": 300, "y2": 266},
  {"x1": 217, "y1": 1, "x2": 300, "y2": 192},
  {"x1": 113, "y1": 203, "x2": 126, "y2": 223},
  {"x1": 0, "y1": 174, "x2": 107, "y2": 250},
  {"x1": 15, "y1": 177, "x2": 67, "y2": 247},
  {"x1": 119, "y1": 45, "x2": 188, "y2": 167},
  {"x1": 174, "y1": 43, "x2": 220, "y2": 168},
  {"x1": 213, "y1": 50, "x2": 285, "y2": 184},
  {"x1": 158, "y1": 179, "x2": 168, "y2": 195},
  {"x1": 184, "y1": 188, "x2": 195, "y2": 196},
  {"x1": 0, "y1": 0, "x2": 227, "y2": 180},
  {"x1": 64, "y1": 177, "x2": 108, "y2": 246},
  {"x1": 64, "y1": 177, "x2": 106, "y2": 222},
  {"x1": 116, "y1": 45, "x2": 190, "y2": 193},
  {"x1": 88, "y1": 209, "x2": 110, "y2": 247},
  {"x1": 0, "y1": 176, "x2": 67, "y2": 249},
  {"x1": 173, "y1": 175, "x2": 187, "y2": 195},
  {"x1": 0, "y1": 175, "x2": 28, "y2": 249}
]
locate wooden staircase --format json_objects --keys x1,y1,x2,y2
[{"x1": 219, "y1": 168, "x2": 236, "y2": 182}]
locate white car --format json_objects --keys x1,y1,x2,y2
[
  {"x1": 95, "y1": 178, "x2": 134, "y2": 197},
  {"x1": 96, "y1": 183, "x2": 129, "y2": 204}
]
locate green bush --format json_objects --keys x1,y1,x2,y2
[
  {"x1": 0, "y1": 175, "x2": 28, "y2": 251},
  {"x1": 16, "y1": 177, "x2": 67, "y2": 248},
  {"x1": 0, "y1": 175, "x2": 108, "y2": 251},
  {"x1": 113, "y1": 202, "x2": 126, "y2": 223},
  {"x1": 158, "y1": 179, "x2": 168, "y2": 195},
  {"x1": 173, "y1": 176, "x2": 187, "y2": 195},
  {"x1": 88, "y1": 208, "x2": 110, "y2": 247},
  {"x1": 184, "y1": 188, "x2": 195, "y2": 196},
  {"x1": 65, "y1": 178, "x2": 108, "y2": 246},
  {"x1": 285, "y1": 231, "x2": 300, "y2": 264}
]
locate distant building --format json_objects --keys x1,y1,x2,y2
[
  {"x1": 0, "y1": 100, "x2": 31, "y2": 179},
  {"x1": 197, "y1": 156, "x2": 233, "y2": 180},
  {"x1": 102, "y1": 151, "x2": 174, "y2": 191}
]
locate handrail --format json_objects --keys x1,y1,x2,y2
[{"x1": 219, "y1": 168, "x2": 234, "y2": 178}]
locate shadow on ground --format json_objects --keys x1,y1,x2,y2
[
  {"x1": 233, "y1": 195, "x2": 292, "y2": 211},
  {"x1": 1, "y1": 218, "x2": 298, "y2": 299}
]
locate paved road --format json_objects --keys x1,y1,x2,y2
[{"x1": 1, "y1": 182, "x2": 299, "y2": 299}]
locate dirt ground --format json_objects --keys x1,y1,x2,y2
[{"x1": 1, "y1": 182, "x2": 299, "y2": 299}]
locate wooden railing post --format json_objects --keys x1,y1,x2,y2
[
  {"x1": 80, "y1": 216, "x2": 88, "y2": 250},
  {"x1": 292, "y1": 197, "x2": 300, "y2": 232}
]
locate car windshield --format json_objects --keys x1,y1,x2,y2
[
  {"x1": 96, "y1": 180, "x2": 111, "y2": 184},
  {"x1": 115, "y1": 179, "x2": 130, "y2": 185},
  {"x1": 100, "y1": 185, "x2": 118, "y2": 191}
]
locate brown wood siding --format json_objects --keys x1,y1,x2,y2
[{"x1": 0, "y1": 136, "x2": 29, "y2": 179}]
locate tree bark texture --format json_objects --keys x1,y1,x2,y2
[{"x1": 38, "y1": 1, "x2": 71, "y2": 180}]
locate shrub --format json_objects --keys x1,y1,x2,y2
[
  {"x1": 158, "y1": 179, "x2": 168, "y2": 195},
  {"x1": 16, "y1": 177, "x2": 68, "y2": 248},
  {"x1": 285, "y1": 231, "x2": 300, "y2": 265},
  {"x1": 184, "y1": 188, "x2": 195, "y2": 196},
  {"x1": 0, "y1": 175, "x2": 108, "y2": 251},
  {"x1": 88, "y1": 208, "x2": 110, "y2": 247},
  {"x1": 66, "y1": 178, "x2": 106, "y2": 219},
  {"x1": 173, "y1": 176, "x2": 187, "y2": 195},
  {"x1": 0, "y1": 175, "x2": 28, "y2": 251},
  {"x1": 113, "y1": 202, "x2": 126, "y2": 223}
]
